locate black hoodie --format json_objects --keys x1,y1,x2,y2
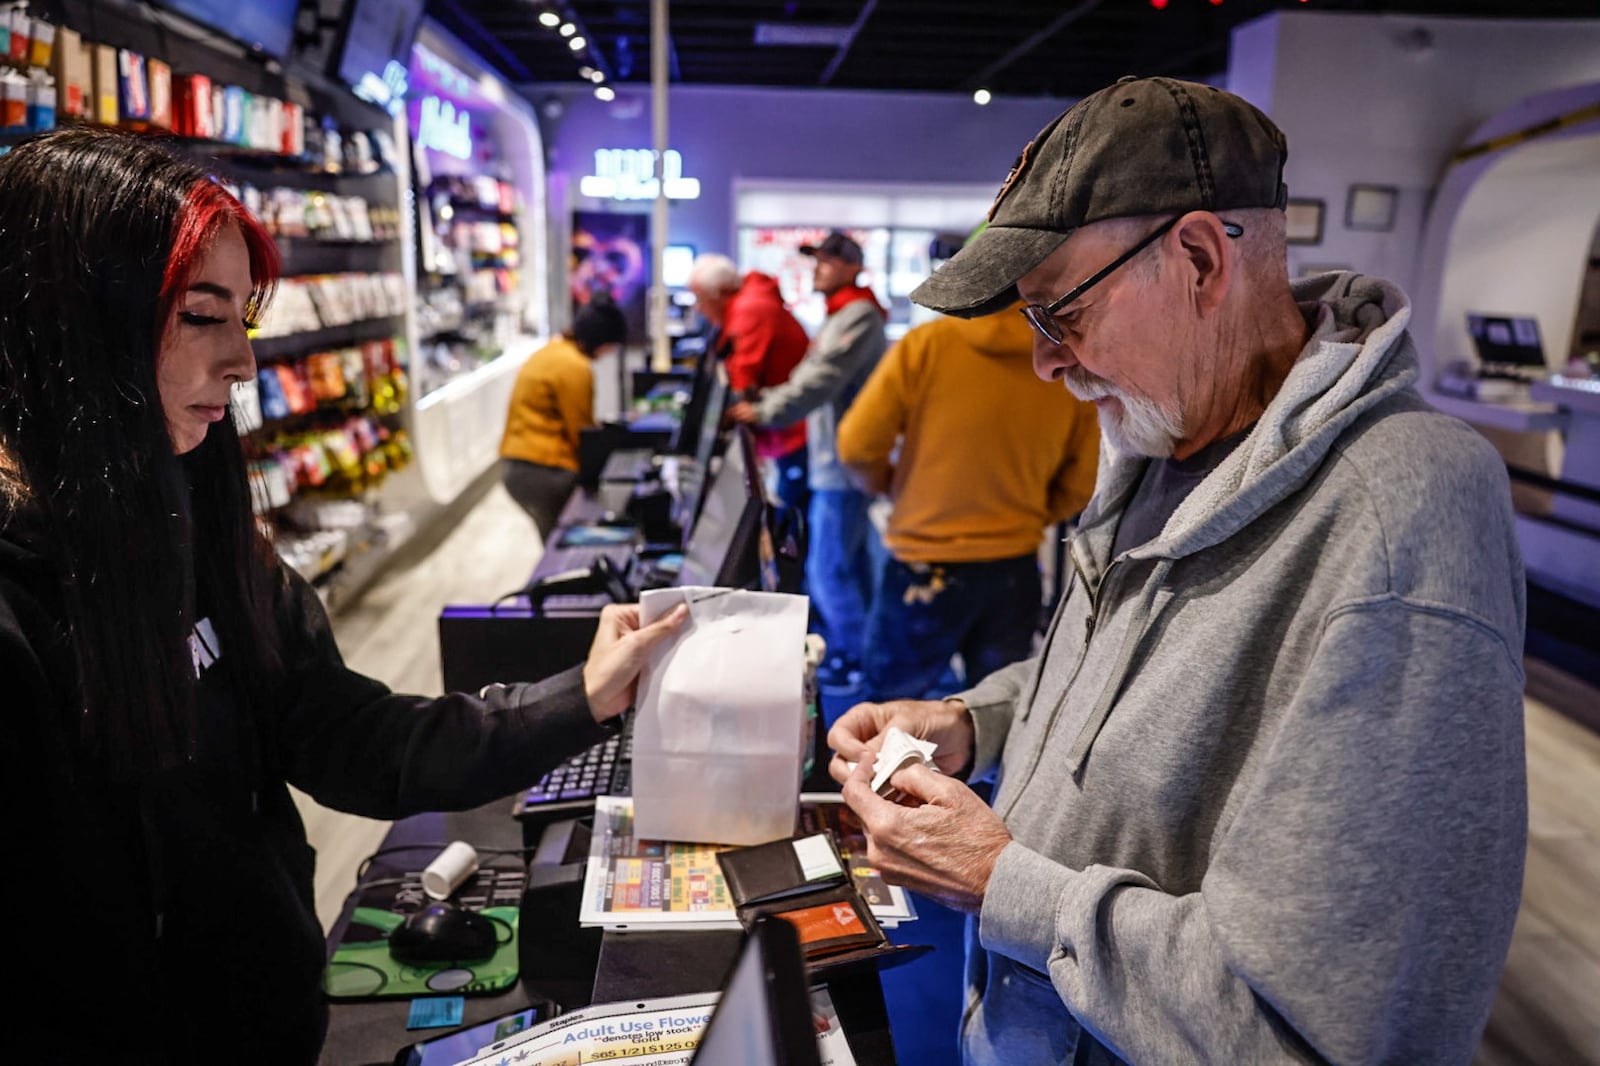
[{"x1": 0, "y1": 496, "x2": 608, "y2": 1064}]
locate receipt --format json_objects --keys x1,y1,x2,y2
[{"x1": 870, "y1": 727, "x2": 939, "y2": 795}]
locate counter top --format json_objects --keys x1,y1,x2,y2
[
  {"x1": 1529, "y1": 375, "x2": 1600, "y2": 418},
  {"x1": 1425, "y1": 391, "x2": 1569, "y2": 432}
]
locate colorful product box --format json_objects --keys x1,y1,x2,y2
[
  {"x1": 50, "y1": 27, "x2": 91, "y2": 120},
  {"x1": 175, "y1": 73, "x2": 214, "y2": 139},
  {"x1": 92, "y1": 43, "x2": 118, "y2": 125},
  {"x1": 117, "y1": 49, "x2": 149, "y2": 122},
  {"x1": 146, "y1": 58, "x2": 172, "y2": 129}
]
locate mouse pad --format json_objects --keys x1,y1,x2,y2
[{"x1": 322, "y1": 864, "x2": 526, "y2": 1001}]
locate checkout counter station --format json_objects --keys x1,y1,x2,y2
[{"x1": 321, "y1": 422, "x2": 889, "y2": 1064}]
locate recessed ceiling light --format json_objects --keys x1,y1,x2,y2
[
  {"x1": 590, "y1": 70, "x2": 606, "y2": 83},
  {"x1": 538, "y1": 11, "x2": 560, "y2": 27},
  {"x1": 973, "y1": 88, "x2": 992, "y2": 105},
  {"x1": 568, "y1": 35, "x2": 586, "y2": 50},
  {"x1": 595, "y1": 85, "x2": 615, "y2": 101},
  {"x1": 578, "y1": 65, "x2": 594, "y2": 78},
  {"x1": 559, "y1": 21, "x2": 576, "y2": 36}
]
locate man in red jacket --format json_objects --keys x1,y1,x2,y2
[{"x1": 688, "y1": 253, "x2": 811, "y2": 515}]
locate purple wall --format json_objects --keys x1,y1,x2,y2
[{"x1": 525, "y1": 83, "x2": 1074, "y2": 262}]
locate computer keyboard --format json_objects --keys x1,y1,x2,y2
[
  {"x1": 601, "y1": 448, "x2": 657, "y2": 484},
  {"x1": 512, "y1": 718, "x2": 633, "y2": 820}
]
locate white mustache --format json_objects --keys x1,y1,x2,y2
[{"x1": 1061, "y1": 367, "x2": 1119, "y2": 402}]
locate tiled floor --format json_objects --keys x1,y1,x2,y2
[{"x1": 307, "y1": 479, "x2": 1600, "y2": 1065}]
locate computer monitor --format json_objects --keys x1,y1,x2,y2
[
  {"x1": 678, "y1": 425, "x2": 766, "y2": 589},
  {"x1": 689, "y1": 918, "x2": 823, "y2": 1066},
  {"x1": 671, "y1": 362, "x2": 730, "y2": 536},
  {"x1": 1467, "y1": 313, "x2": 1547, "y2": 369},
  {"x1": 674, "y1": 354, "x2": 727, "y2": 459}
]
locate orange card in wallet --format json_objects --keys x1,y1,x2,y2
[
  {"x1": 770, "y1": 893, "x2": 880, "y2": 958},
  {"x1": 717, "y1": 834, "x2": 915, "y2": 976}
]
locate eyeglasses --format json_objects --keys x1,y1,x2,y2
[{"x1": 1019, "y1": 216, "x2": 1244, "y2": 345}]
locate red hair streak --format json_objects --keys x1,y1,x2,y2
[{"x1": 159, "y1": 180, "x2": 282, "y2": 331}]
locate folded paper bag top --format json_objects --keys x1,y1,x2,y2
[{"x1": 631, "y1": 586, "x2": 812, "y2": 845}]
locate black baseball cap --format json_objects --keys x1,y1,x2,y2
[
  {"x1": 799, "y1": 231, "x2": 864, "y2": 267},
  {"x1": 911, "y1": 76, "x2": 1289, "y2": 319}
]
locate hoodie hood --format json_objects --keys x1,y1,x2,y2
[
  {"x1": 1080, "y1": 271, "x2": 1418, "y2": 564},
  {"x1": 955, "y1": 303, "x2": 1038, "y2": 362},
  {"x1": 825, "y1": 284, "x2": 888, "y2": 319},
  {"x1": 738, "y1": 271, "x2": 787, "y2": 305}
]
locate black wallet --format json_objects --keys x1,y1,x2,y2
[{"x1": 716, "y1": 833, "x2": 932, "y2": 978}]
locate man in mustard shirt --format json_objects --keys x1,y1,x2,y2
[
  {"x1": 837, "y1": 306, "x2": 1098, "y2": 700},
  {"x1": 500, "y1": 298, "x2": 627, "y2": 540}
]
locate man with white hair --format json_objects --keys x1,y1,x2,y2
[
  {"x1": 829, "y1": 76, "x2": 1527, "y2": 1065},
  {"x1": 687, "y1": 252, "x2": 810, "y2": 514}
]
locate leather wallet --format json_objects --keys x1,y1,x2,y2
[{"x1": 716, "y1": 833, "x2": 931, "y2": 978}]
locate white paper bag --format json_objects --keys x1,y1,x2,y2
[{"x1": 631, "y1": 586, "x2": 810, "y2": 845}]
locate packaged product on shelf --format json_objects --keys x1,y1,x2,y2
[
  {"x1": 256, "y1": 366, "x2": 290, "y2": 421},
  {"x1": 319, "y1": 426, "x2": 362, "y2": 482},
  {"x1": 0, "y1": 9, "x2": 9, "y2": 60},
  {"x1": 209, "y1": 81, "x2": 223, "y2": 138},
  {"x1": 173, "y1": 73, "x2": 212, "y2": 138},
  {"x1": 276, "y1": 362, "x2": 316, "y2": 415},
  {"x1": 116, "y1": 49, "x2": 148, "y2": 122},
  {"x1": 345, "y1": 130, "x2": 376, "y2": 174},
  {"x1": 231, "y1": 377, "x2": 264, "y2": 433},
  {"x1": 306, "y1": 351, "x2": 348, "y2": 401},
  {"x1": 25, "y1": 70, "x2": 53, "y2": 133},
  {"x1": 146, "y1": 58, "x2": 171, "y2": 129},
  {"x1": 91, "y1": 42, "x2": 116, "y2": 123},
  {"x1": 369, "y1": 128, "x2": 399, "y2": 172},
  {"x1": 25, "y1": 13, "x2": 50, "y2": 68},
  {"x1": 340, "y1": 348, "x2": 369, "y2": 407},
  {"x1": 320, "y1": 124, "x2": 342, "y2": 174},
  {"x1": 0, "y1": 71, "x2": 26, "y2": 133},
  {"x1": 220, "y1": 85, "x2": 245, "y2": 144},
  {"x1": 263, "y1": 96, "x2": 284, "y2": 152},
  {"x1": 281, "y1": 100, "x2": 303, "y2": 156},
  {"x1": 7, "y1": 7, "x2": 27, "y2": 64},
  {"x1": 50, "y1": 25, "x2": 89, "y2": 120}
]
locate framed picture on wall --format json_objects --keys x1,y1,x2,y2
[
  {"x1": 1285, "y1": 198, "x2": 1325, "y2": 245},
  {"x1": 1345, "y1": 184, "x2": 1399, "y2": 232}
]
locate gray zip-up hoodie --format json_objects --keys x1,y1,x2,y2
[
  {"x1": 954, "y1": 272, "x2": 1527, "y2": 1066},
  {"x1": 755, "y1": 293, "x2": 887, "y2": 492}
]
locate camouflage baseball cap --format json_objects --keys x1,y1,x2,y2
[{"x1": 911, "y1": 76, "x2": 1288, "y2": 318}]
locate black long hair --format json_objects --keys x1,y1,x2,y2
[{"x1": 0, "y1": 127, "x2": 285, "y2": 778}]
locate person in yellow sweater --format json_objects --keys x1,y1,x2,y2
[
  {"x1": 500, "y1": 298, "x2": 626, "y2": 539},
  {"x1": 836, "y1": 305, "x2": 1098, "y2": 700}
]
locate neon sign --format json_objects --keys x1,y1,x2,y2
[
  {"x1": 417, "y1": 96, "x2": 472, "y2": 160},
  {"x1": 579, "y1": 149, "x2": 701, "y2": 200}
]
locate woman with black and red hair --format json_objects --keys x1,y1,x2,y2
[{"x1": 0, "y1": 127, "x2": 685, "y2": 1062}]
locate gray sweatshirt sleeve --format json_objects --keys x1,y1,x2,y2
[
  {"x1": 754, "y1": 302, "x2": 882, "y2": 428},
  {"x1": 951, "y1": 656, "x2": 1037, "y2": 781},
  {"x1": 979, "y1": 599, "x2": 1527, "y2": 1064}
]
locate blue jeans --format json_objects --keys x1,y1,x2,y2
[
  {"x1": 863, "y1": 553, "x2": 1041, "y2": 703},
  {"x1": 806, "y1": 488, "x2": 878, "y2": 665}
]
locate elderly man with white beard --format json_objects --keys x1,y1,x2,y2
[{"x1": 827, "y1": 76, "x2": 1528, "y2": 1066}]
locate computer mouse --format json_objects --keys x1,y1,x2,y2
[{"x1": 388, "y1": 902, "x2": 498, "y2": 966}]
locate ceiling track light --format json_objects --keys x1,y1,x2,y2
[
  {"x1": 568, "y1": 35, "x2": 586, "y2": 50},
  {"x1": 559, "y1": 21, "x2": 576, "y2": 36},
  {"x1": 595, "y1": 85, "x2": 615, "y2": 101},
  {"x1": 538, "y1": 10, "x2": 560, "y2": 27}
]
